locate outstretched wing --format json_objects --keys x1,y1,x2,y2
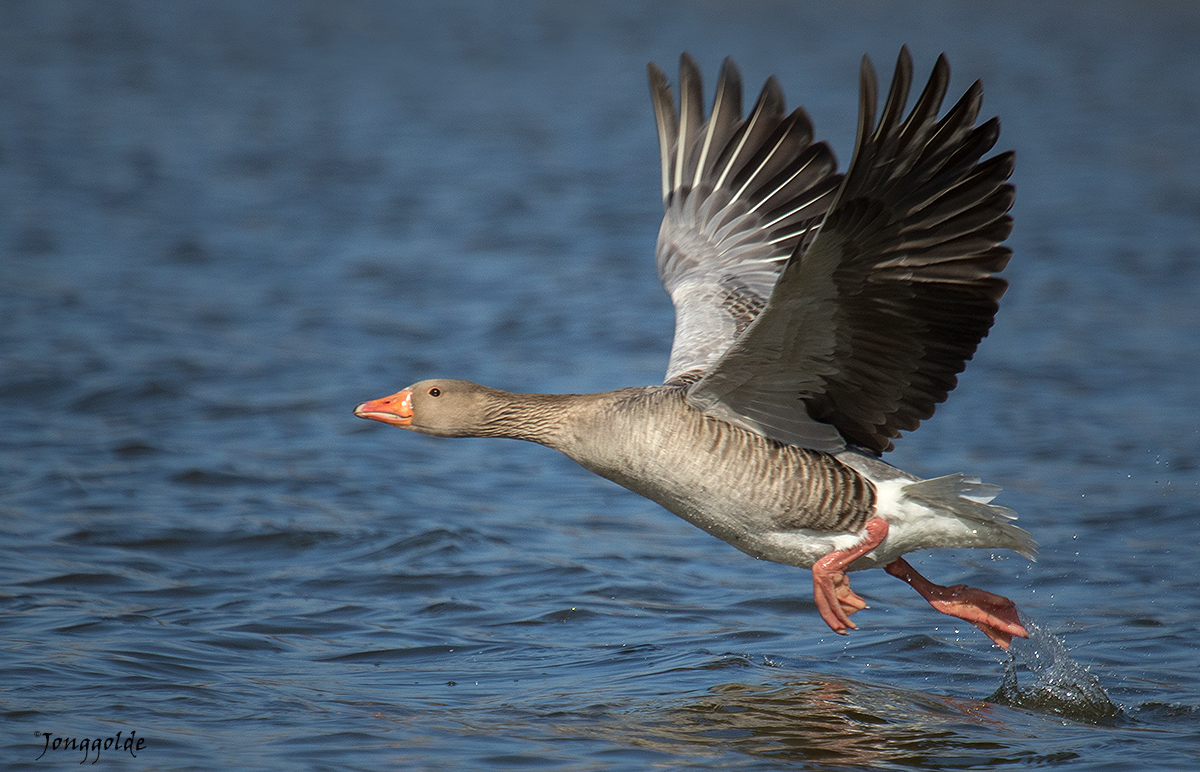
[
  {"x1": 687, "y1": 47, "x2": 1015, "y2": 453},
  {"x1": 648, "y1": 54, "x2": 841, "y2": 384}
]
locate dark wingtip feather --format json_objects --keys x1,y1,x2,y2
[
  {"x1": 647, "y1": 61, "x2": 667, "y2": 86},
  {"x1": 714, "y1": 57, "x2": 744, "y2": 122},
  {"x1": 647, "y1": 61, "x2": 677, "y2": 204},
  {"x1": 873, "y1": 47, "x2": 914, "y2": 144},
  {"x1": 760, "y1": 75, "x2": 785, "y2": 115},
  {"x1": 675, "y1": 53, "x2": 705, "y2": 192},
  {"x1": 679, "y1": 52, "x2": 702, "y2": 98},
  {"x1": 857, "y1": 55, "x2": 879, "y2": 153},
  {"x1": 718, "y1": 56, "x2": 740, "y2": 84}
]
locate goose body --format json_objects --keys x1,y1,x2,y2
[{"x1": 356, "y1": 49, "x2": 1034, "y2": 647}]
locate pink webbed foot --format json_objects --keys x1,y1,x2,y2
[
  {"x1": 811, "y1": 518, "x2": 889, "y2": 634},
  {"x1": 884, "y1": 557, "x2": 1028, "y2": 649}
]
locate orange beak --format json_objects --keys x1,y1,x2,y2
[{"x1": 354, "y1": 389, "x2": 413, "y2": 427}]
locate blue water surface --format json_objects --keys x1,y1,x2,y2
[{"x1": 3, "y1": 1, "x2": 1200, "y2": 769}]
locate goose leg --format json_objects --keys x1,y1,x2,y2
[
  {"x1": 812, "y1": 517, "x2": 889, "y2": 634},
  {"x1": 884, "y1": 557, "x2": 1028, "y2": 649}
]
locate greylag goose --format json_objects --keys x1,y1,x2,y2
[{"x1": 356, "y1": 47, "x2": 1035, "y2": 648}]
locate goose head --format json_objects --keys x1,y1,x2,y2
[{"x1": 354, "y1": 379, "x2": 499, "y2": 438}]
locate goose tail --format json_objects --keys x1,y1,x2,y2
[{"x1": 901, "y1": 474, "x2": 1037, "y2": 560}]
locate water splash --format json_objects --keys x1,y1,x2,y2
[{"x1": 988, "y1": 612, "x2": 1121, "y2": 722}]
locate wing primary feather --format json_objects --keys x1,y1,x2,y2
[
  {"x1": 871, "y1": 46, "x2": 914, "y2": 147},
  {"x1": 647, "y1": 62, "x2": 677, "y2": 203},
  {"x1": 693, "y1": 57, "x2": 743, "y2": 188},
  {"x1": 675, "y1": 53, "x2": 704, "y2": 194},
  {"x1": 855, "y1": 55, "x2": 880, "y2": 166}
]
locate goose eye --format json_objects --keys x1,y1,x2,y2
[{"x1": 428, "y1": 387, "x2": 441, "y2": 397}]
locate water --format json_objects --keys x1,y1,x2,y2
[
  {"x1": 3, "y1": 1, "x2": 1200, "y2": 769},
  {"x1": 992, "y1": 615, "x2": 1121, "y2": 722}
]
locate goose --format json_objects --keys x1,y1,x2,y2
[{"x1": 355, "y1": 47, "x2": 1034, "y2": 648}]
